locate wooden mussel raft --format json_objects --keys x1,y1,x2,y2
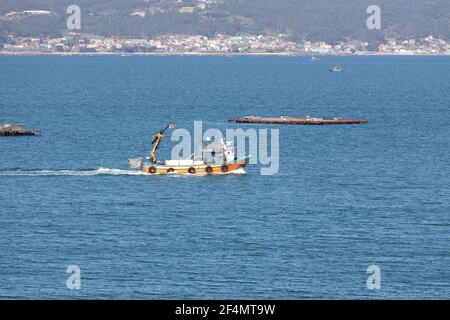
[
  {"x1": 0, "y1": 124, "x2": 40, "y2": 136},
  {"x1": 129, "y1": 122, "x2": 247, "y2": 175},
  {"x1": 228, "y1": 116, "x2": 368, "y2": 125}
]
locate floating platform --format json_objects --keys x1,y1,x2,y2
[
  {"x1": 228, "y1": 116, "x2": 368, "y2": 125},
  {"x1": 0, "y1": 124, "x2": 40, "y2": 136}
]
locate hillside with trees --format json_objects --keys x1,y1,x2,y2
[{"x1": 1, "y1": 0, "x2": 449, "y2": 42}]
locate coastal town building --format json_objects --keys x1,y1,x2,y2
[{"x1": 0, "y1": 33, "x2": 448, "y2": 55}]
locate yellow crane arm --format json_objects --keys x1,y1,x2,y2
[
  {"x1": 148, "y1": 122, "x2": 174, "y2": 164},
  {"x1": 150, "y1": 133, "x2": 163, "y2": 164}
]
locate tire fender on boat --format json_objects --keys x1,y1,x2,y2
[
  {"x1": 205, "y1": 166, "x2": 213, "y2": 174},
  {"x1": 188, "y1": 167, "x2": 196, "y2": 174},
  {"x1": 221, "y1": 165, "x2": 229, "y2": 173},
  {"x1": 149, "y1": 166, "x2": 157, "y2": 174},
  {"x1": 167, "y1": 168, "x2": 175, "y2": 173}
]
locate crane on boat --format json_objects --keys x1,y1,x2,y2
[{"x1": 149, "y1": 121, "x2": 175, "y2": 164}]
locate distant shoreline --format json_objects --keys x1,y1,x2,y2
[{"x1": 0, "y1": 51, "x2": 449, "y2": 57}]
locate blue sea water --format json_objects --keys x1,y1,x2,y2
[{"x1": 0, "y1": 55, "x2": 449, "y2": 299}]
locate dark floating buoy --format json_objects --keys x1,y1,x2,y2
[
  {"x1": 0, "y1": 124, "x2": 41, "y2": 136},
  {"x1": 227, "y1": 116, "x2": 368, "y2": 125}
]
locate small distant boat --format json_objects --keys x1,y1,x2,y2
[
  {"x1": 311, "y1": 56, "x2": 320, "y2": 62},
  {"x1": 129, "y1": 122, "x2": 247, "y2": 175},
  {"x1": 329, "y1": 66, "x2": 343, "y2": 72}
]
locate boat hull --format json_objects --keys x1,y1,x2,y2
[{"x1": 142, "y1": 161, "x2": 246, "y2": 175}]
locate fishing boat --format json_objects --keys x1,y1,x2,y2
[
  {"x1": 329, "y1": 65, "x2": 343, "y2": 72},
  {"x1": 129, "y1": 122, "x2": 247, "y2": 175}
]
